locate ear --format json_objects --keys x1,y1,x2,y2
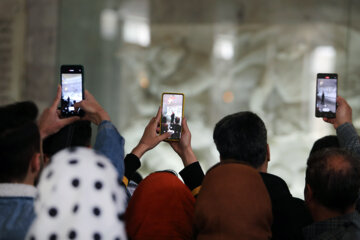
[
  {"x1": 304, "y1": 184, "x2": 313, "y2": 203},
  {"x1": 30, "y1": 152, "x2": 41, "y2": 174},
  {"x1": 43, "y1": 154, "x2": 51, "y2": 166},
  {"x1": 266, "y1": 144, "x2": 270, "y2": 162}
]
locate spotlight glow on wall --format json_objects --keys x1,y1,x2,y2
[
  {"x1": 100, "y1": 9, "x2": 118, "y2": 40},
  {"x1": 213, "y1": 35, "x2": 234, "y2": 60},
  {"x1": 311, "y1": 46, "x2": 336, "y2": 73},
  {"x1": 123, "y1": 16, "x2": 150, "y2": 47}
]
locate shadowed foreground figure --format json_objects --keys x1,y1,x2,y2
[
  {"x1": 125, "y1": 172, "x2": 195, "y2": 240},
  {"x1": 26, "y1": 147, "x2": 127, "y2": 240},
  {"x1": 303, "y1": 148, "x2": 360, "y2": 240},
  {"x1": 194, "y1": 162, "x2": 273, "y2": 240},
  {"x1": 211, "y1": 111, "x2": 312, "y2": 240},
  {"x1": 0, "y1": 102, "x2": 41, "y2": 240}
]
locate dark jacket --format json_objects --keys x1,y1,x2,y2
[{"x1": 260, "y1": 172, "x2": 313, "y2": 240}]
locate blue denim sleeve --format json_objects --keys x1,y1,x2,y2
[{"x1": 94, "y1": 120, "x2": 125, "y2": 179}]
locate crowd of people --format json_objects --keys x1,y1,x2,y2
[{"x1": 1, "y1": 84, "x2": 360, "y2": 240}]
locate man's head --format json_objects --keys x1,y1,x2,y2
[
  {"x1": 305, "y1": 148, "x2": 360, "y2": 214},
  {"x1": 213, "y1": 111, "x2": 268, "y2": 169},
  {"x1": 0, "y1": 101, "x2": 41, "y2": 184},
  {"x1": 43, "y1": 120, "x2": 92, "y2": 159},
  {"x1": 309, "y1": 135, "x2": 339, "y2": 156}
]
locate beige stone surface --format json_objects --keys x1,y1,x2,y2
[{"x1": 0, "y1": 0, "x2": 25, "y2": 105}]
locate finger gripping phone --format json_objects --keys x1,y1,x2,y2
[
  {"x1": 315, "y1": 73, "x2": 337, "y2": 118},
  {"x1": 160, "y1": 93, "x2": 185, "y2": 141},
  {"x1": 60, "y1": 65, "x2": 84, "y2": 117}
]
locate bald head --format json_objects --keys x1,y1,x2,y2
[
  {"x1": 306, "y1": 148, "x2": 360, "y2": 212},
  {"x1": 326, "y1": 155, "x2": 351, "y2": 172}
]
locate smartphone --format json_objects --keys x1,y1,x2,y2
[
  {"x1": 315, "y1": 73, "x2": 338, "y2": 118},
  {"x1": 60, "y1": 65, "x2": 84, "y2": 117},
  {"x1": 160, "y1": 93, "x2": 185, "y2": 141}
]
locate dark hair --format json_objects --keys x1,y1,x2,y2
[
  {"x1": 306, "y1": 148, "x2": 360, "y2": 212},
  {"x1": 0, "y1": 101, "x2": 40, "y2": 182},
  {"x1": 213, "y1": 111, "x2": 267, "y2": 168},
  {"x1": 309, "y1": 135, "x2": 339, "y2": 156},
  {"x1": 43, "y1": 121, "x2": 92, "y2": 157}
]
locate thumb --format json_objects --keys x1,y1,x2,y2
[
  {"x1": 336, "y1": 96, "x2": 345, "y2": 107},
  {"x1": 51, "y1": 85, "x2": 62, "y2": 109},
  {"x1": 323, "y1": 117, "x2": 335, "y2": 124},
  {"x1": 84, "y1": 90, "x2": 95, "y2": 101},
  {"x1": 74, "y1": 100, "x2": 85, "y2": 109},
  {"x1": 182, "y1": 117, "x2": 189, "y2": 132},
  {"x1": 158, "y1": 132, "x2": 172, "y2": 142}
]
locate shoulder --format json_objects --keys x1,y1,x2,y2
[
  {"x1": 0, "y1": 197, "x2": 35, "y2": 239},
  {"x1": 259, "y1": 172, "x2": 292, "y2": 199}
]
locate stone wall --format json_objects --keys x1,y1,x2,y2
[
  {"x1": 24, "y1": 0, "x2": 59, "y2": 110},
  {"x1": 0, "y1": 0, "x2": 25, "y2": 105}
]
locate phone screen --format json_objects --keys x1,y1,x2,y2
[
  {"x1": 60, "y1": 65, "x2": 84, "y2": 117},
  {"x1": 161, "y1": 93, "x2": 184, "y2": 140},
  {"x1": 315, "y1": 73, "x2": 337, "y2": 118}
]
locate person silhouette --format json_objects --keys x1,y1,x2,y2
[
  {"x1": 321, "y1": 91, "x2": 325, "y2": 105},
  {"x1": 171, "y1": 112, "x2": 175, "y2": 124}
]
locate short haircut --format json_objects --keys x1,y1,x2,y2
[
  {"x1": 213, "y1": 111, "x2": 267, "y2": 168},
  {"x1": 0, "y1": 101, "x2": 40, "y2": 183},
  {"x1": 43, "y1": 121, "x2": 92, "y2": 157},
  {"x1": 306, "y1": 148, "x2": 360, "y2": 212},
  {"x1": 309, "y1": 135, "x2": 339, "y2": 156}
]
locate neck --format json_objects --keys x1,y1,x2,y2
[
  {"x1": 19, "y1": 173, "x2": 35, "y2": 186},
  {"x1": 257, "y1": 162, "x2": 267, "y2": 173},
  {"x1": 310, "y1": 203, "x2": 356, "y2": 222},
  {"x1": 220, "y1": 158, "x2": 268, "y2": 173}
]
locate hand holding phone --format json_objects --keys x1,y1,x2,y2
[
  {"x1": 160, "y1": 93, "x2": 185, "y2": 141},
  {"x1": 167, "y1": 117, "x2": 197, "y2": 167},
  {"x1": 131, "y1": 107, "x2": 171, "y2": 159},
  {"x1": 60, "y1": 65, "x2": 84, "y2": 117},
  {"x1": 38, "y1": 85, "x2": 80, "y2": 139},
  {"x1": 73, "y1": 90, "x2": 111, "y2": 125},
  {"x1": 323, "y1": 96, "x2": 352, "y2": 129},
  {"x1": 315, "y1": 73, "x2": 338, "y2": 118}
]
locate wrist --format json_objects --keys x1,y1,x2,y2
[
  {"x1": 336, "y1": 120, "x2": 352, "y2": 129},
  {"x1": 38, "y1": 120, "x2": 51, "y2": 140},
  {"x1": 94, "y1": 110, "x2": 111, "y2": 125},
  {"x1": 180, "y1": 147, "x2": 197, "y2": 167},
  {"x1": 131, "y1": 143, "x2": 149, "y2": 159},
  {"x1": 39, "y1": 127, "x2": 48, "y2": 140}
]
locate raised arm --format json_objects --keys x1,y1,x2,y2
[
  {"x1": 131, "y1": 107, "x2": 171, "y2": 159},
  {"x1": 38, "y1": 85, "x2": 79, "y2": 140},
  {"x1": 123, "y1": 108, "x2": 171, "y2": 186},
  {"x1": 323, "y1": 96, "x2": 360, "y2": 156},
  {"x1": 74, "y1": 90, "x2": 125, "y2": 178},
  {"x1": 169, "y1": 118, "x2": 204, "y2": 197}
]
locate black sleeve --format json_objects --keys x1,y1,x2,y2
[
  {"x1": 179, "y1": 162, "x2": 205, "y2": 194},
  {"x1": 124, "y1": 153, "x2": 141, "y2": 180}
]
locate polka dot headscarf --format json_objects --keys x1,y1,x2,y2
[{"x1": 26, "y1": 147, "x2": 127, "y2": 240}]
